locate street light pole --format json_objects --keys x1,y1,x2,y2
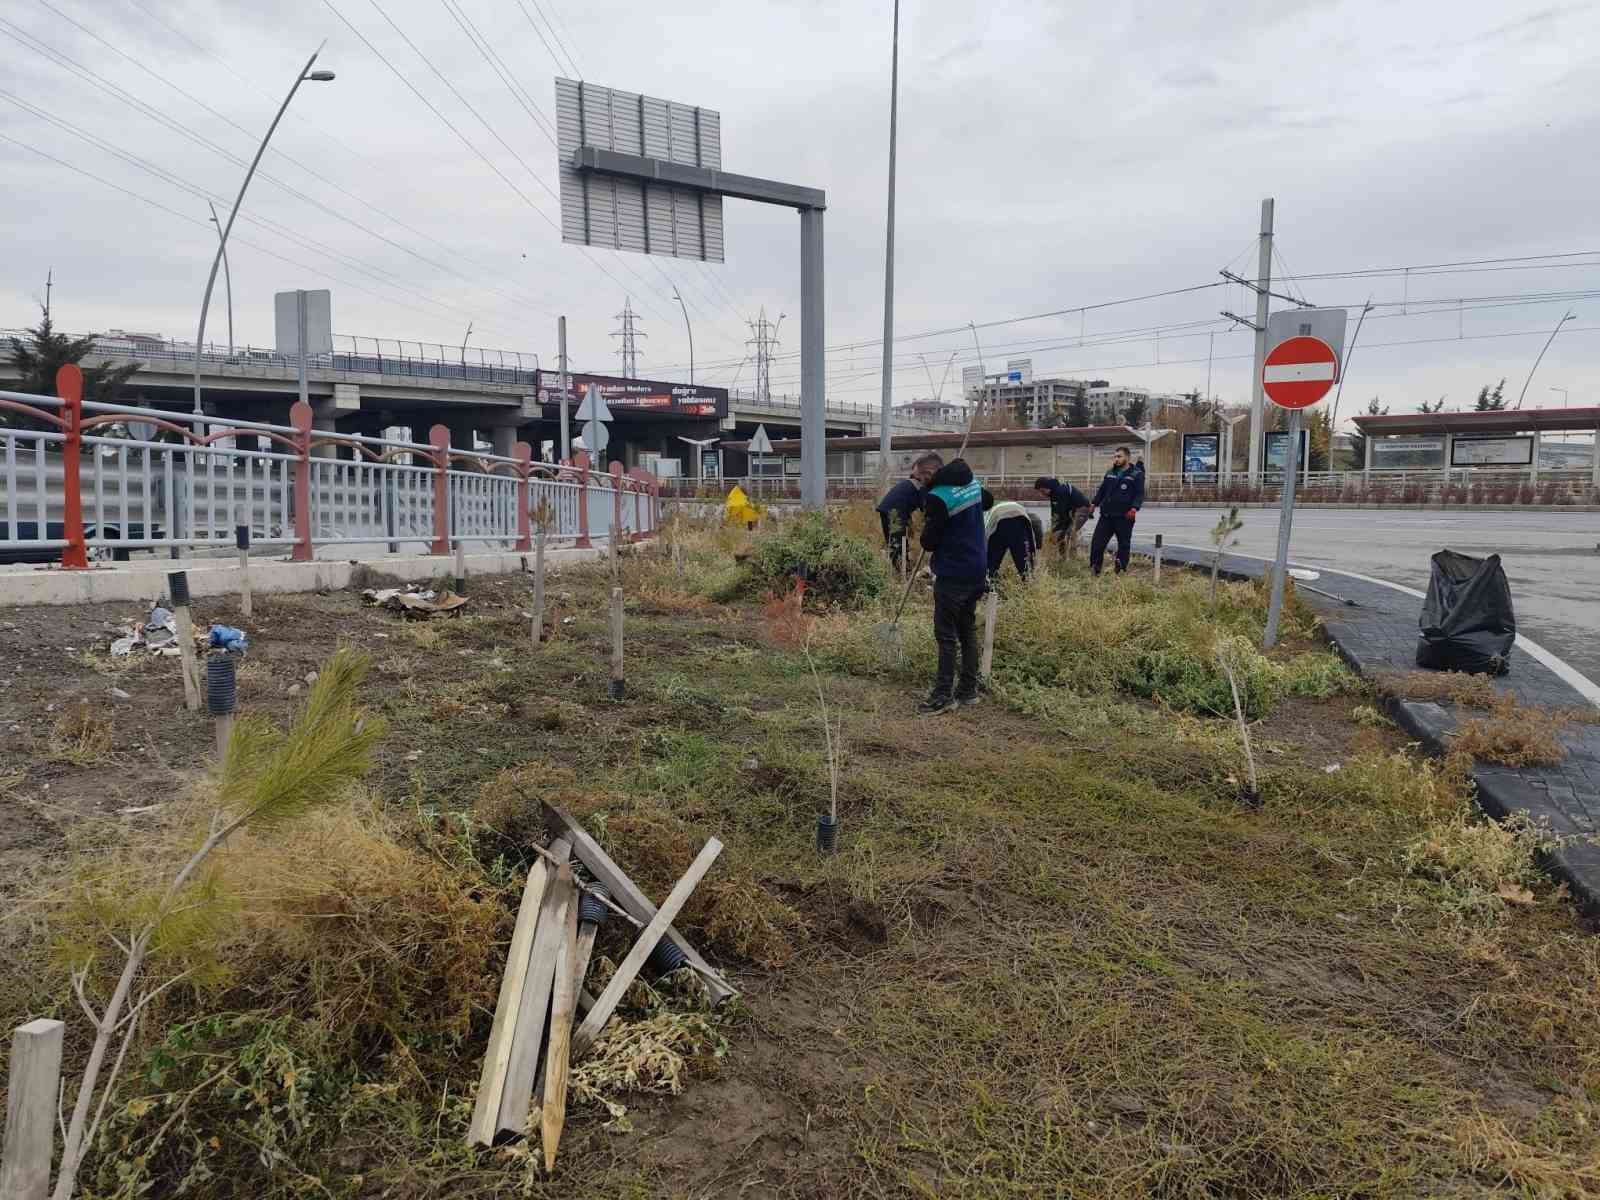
[
  {"x1": 191, "y1": 47, "x2": 334, "y2": 420},
  {"x1": 878, "y1": 0, "x2": 900, "y2": 465},
  {"x1": 672, "y1": 288, "x2": 694, "y2": 383},
  {"x1": 1514, "y1": 311, "x2": 1575, "y2": 410},
  {"x1": 207, "y1": 202, "x2": 233, "y2": 357}
]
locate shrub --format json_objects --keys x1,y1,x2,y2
[{"x1": 741, "y1": 513, "x2": 888, "y2": 609}]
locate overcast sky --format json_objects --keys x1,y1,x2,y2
[{"x1": 4, "y1": 0, "x2": 1600, "y2": 427}]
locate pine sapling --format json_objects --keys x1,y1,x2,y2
[
  {"x1": 48, "y1": 649, "x2": 384, "y2": 1200},
  {"x1": 1209, "y1": 506, "x2": 1244, "y2": 602}
]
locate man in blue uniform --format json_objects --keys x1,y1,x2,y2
[
  {"x1": 876, "y1": 457, "x2": 935, "y2": 571},
  {"x1": 918, "y1": 455, "x2": 988, "y2": 714},
  {"x1": 1088, "y1": 446, "x2": 1144, "y2": 575}
]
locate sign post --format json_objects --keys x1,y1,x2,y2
[
  {"x1": 748, "y1": 424, "x2": 774, "y2": 495},
  {"x1": 1261, "y1": 311, "x2": 1345, "y2": 650}
]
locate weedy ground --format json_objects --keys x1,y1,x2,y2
[{"x1": 1, "y1": 509, "x2": 1599, "y2": 1199}]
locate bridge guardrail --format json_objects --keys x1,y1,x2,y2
[{"x1": 0, "y1": 368, "x2": 657, "y2": 566}]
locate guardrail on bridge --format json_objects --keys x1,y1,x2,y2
[{"x1": 0, "y1": 367, "x2": 657, "y2": 566}]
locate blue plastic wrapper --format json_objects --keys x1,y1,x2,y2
[{"x1": 208, "y1": 624, "x2": 249, "y2": 654}]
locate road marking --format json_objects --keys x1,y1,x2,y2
[{"x1": 1158, "y1": 541, "x2": 1600, "y2": 708}]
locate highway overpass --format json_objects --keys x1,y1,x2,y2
[{"x1": 0, "y1": 327, "x2": 957, "y2": 474}]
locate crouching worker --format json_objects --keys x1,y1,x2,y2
[
  {"x1": 918, "y1": 455, "x2": 987, "y2": 714},
  {"x1": 1033, "y1": 476, "x2": 1091, "y2": 555},
  {"x1": 982, "y1": 490, "x2": 1040, "y2": 581},
  {"x1": 876, "y1": 456, "x2": 933, "y2": 572}
]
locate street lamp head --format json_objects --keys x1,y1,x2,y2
[{"x1": 305, "y1": 70, "x2": 336, "y2": 81}]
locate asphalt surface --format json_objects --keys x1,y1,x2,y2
[{"x1": 1109, "y1": 507, "x2": 1600, "y2": 688}]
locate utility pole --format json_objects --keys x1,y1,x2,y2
[
  {"x1": 671, "y1": 287, "x2": 694, "y2": 383},
  {"x1": 878, "y1": 0, "x2": 900, "y2": 464},
  {"x1": 207, "y1": 203, "x2": 233, "y2": 356},
  {"x1": 1246, "y1": 198, "x2": 1273, "y2": 486},
  {"x1": 611, "y1": 299, "x2": 644, "y2": 378}
]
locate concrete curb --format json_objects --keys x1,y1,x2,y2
[{"x1": 0, "y1": 546, "x2": 620, "y2": 608}]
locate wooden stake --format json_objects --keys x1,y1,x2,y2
[
  {"x1": 532, "y1": 522, "x2": 546, "y2": 646},
  {"x1": 496, "y1": 843, "x2": 576, "y2": 1140},
  {"x1": 467, "y1": 837, "x2": 568, "y2": 1147},
  {"x1": 1154, "y1": 533, "x2": 1164, "y2": 585},
  {"x1": 608, "y1": 586, "x2": 624, "y2": 699},
  {"x1": 540, "y1": 870, "x2": 581, "y2": 1174},
  {"x1": 570, "y1": 921, "x2": 600, "y2": 1000},
  {"x1": 213, "y1": 713, "x2": 234, "y2": 761},
  {"x1": 454, "y1": 540, "x2": 467, "y2": 594},
  {"x1": 542, "y1": 804, "x2": 736, "y2": 1004},
  {"x1": 1, "y1": 1018, "x2": 64, "y2": 1200},
  {"x1": 573, "y1": 838, "x2": 723, "y2": 1056},
  {"x1": 980, "y1": 587, "x2": 998, "y2": 682},
  {"x1": 173, "y1": 604, "x2": 201, "y2": 713},
  {"x1": 609, "y1": 521, "x2": 619, "y2": 579}
]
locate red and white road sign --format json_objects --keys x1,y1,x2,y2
[{"x1": 1262, "y1": 336, "x2": 1338, "y2": 410}]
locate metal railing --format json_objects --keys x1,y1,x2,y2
[
  {"x1": 658, "y1": 467, "x2": 1599, "y2": 506},
  {"x1": 726, "y1": 388, "x2": 967, "y2": 428},
  {"x1": 0, "y1": 370, "x2": 657, "y2": 565}
]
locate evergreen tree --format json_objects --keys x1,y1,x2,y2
[
  {"x1": 1418, "y1": 396, "x2": 1447, "y2": 414},
  {"x1": 1473, "y1": 378, "x2": 1508, "y2": 411},
  {"x1": 1347, "y1": 396, "x2": 1388, "y2": 468},
  {"x1": 1308, "y1": 408, "x2": 1334, "y2": 471},
  {"x1": 5, "y1": 305, "x2": 141, "y2": 428},
  {"x1": 1121, "y1": 396, "x2": 1148, "y2": 429},
  {"x1": 1066, "y1": 394, "x2": 1091, "y2": 427}
]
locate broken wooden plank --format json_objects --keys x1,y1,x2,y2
[
  {"x1": 540, "y1": 870, "x2": 581, "y2": 1174},
  {"x1": 543, "y1": 803, "x2": 736, "y2": 1003},
  {"x1": 467, "y1": 838, "x2": 566, "y2": 1147},
  {"x1": 496, "y1": 849, "x2": 576, "y2": 1139},
  {"x1": 573, "y1": 838, "x2": 723, "y2": 1056}
]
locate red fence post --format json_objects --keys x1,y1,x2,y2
[
  {"x1": 429, "y1": 424, "x2": 451, "y2": 556},
  {"x1": 514, "y1": 441, "x2": 533, "y2": 552},
  {"x1": 609, "y1": 461, "x2": 624, "y2": 543},
  {"x1": 55, "y1": 365, "x2": 89, "y2": 569},
  {"x1": 574, "y1": 451, "x2": 592, "y2": 548},
  {"x1": 289, "y1": 400, "x2": 314, "y2": 562}
]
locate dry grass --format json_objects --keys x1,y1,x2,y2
[
  {"x1": 1453, "y1": 697, "x2": 1569, "y2": 766},
  {"x1": 1375, "y1": 668, "x2": 1501, "y2": 708},
  {"x1": 43, "y1": 700, "x2": 114, "y2": 765}
]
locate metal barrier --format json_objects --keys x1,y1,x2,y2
[{"x1": 0, "y1": 367, "x2": 657, "y2": 565}]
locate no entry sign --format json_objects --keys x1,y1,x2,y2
[{"x1": 1262, "y1": 336, "x2": 1338, "y2": 410}]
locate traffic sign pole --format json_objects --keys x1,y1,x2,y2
[{"x1": 1263, "y1": 405, "x2": 1301, "y2": 650}]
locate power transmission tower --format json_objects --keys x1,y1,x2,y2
[
  {"x1": 745, "y1": 307, "x2": 785, "y2": 403},
  {"x1": 611, "y1": 299, "x2": 645, "y2": 378}
]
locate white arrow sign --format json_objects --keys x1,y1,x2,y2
[
  {"x1": 748, "y1": 424, "x2": 773, "y2": 455},
  {"x1": 576, "y1": 383, "x2": 613, "y2": 423},
  {"x1": 582, "y1": 419, "x2": 610, "y2": 458}
]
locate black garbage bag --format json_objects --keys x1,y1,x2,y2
[{"x1": 1415, "y1": 549, "x2": 1515, "y2": 675}]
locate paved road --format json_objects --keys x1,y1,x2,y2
[{"x1": 1121, "y1": 508, "x2": 1600, "y2": 687}]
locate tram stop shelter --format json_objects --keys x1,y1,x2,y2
[{"x1": 1351, "y1": 407, "x2": 1600, "y2": 485}]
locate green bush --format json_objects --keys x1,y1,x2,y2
[{"x1": 742, "y1": 513, "x2": 888, "y2": 609}]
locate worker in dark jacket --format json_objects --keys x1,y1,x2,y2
[
  {"x1": 982, "y1": 490, "x2": 1039, "y2": 581},
  {"x1": 1032, "y1": 476, "x2": 1091, "y2": 554},
  {"x1": 1088, "y1": 446, "x2": 1144, "y2": 575},
  {"x1": 918, "y1": 456, "x2": 987, "y2": 713},
  {"x1": 876, "y1": 460, "x2": 933, "y2": 571}
]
